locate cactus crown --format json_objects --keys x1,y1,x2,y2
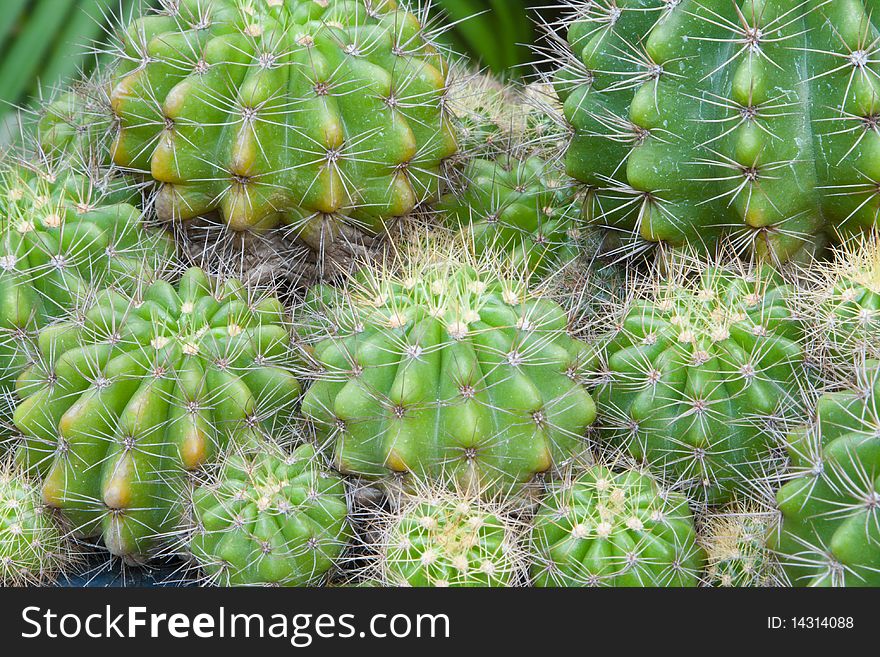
[
  {"x1": 700, "y1": 501, "x2": 781, "y2": 587},
  {"x1": 372, "y1": 486, "x2": 525, "y2": 587}
]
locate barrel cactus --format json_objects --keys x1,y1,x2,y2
[
  {"x1": 700, "y1": 502, "x2": 780, "y2": 587},
  {"x1": 13, "y1": 267, "x2": 301, "y2": 561},
  {"x1": 593, "y1": 259, "x2": 806, "y2": 503},
  {"x1": 1, "y1": 161, "x2": 173, "y2": 427},
  {"x1": 1, "y1": 458, "x2": 70, "y2": 586},
  {"x1": 553, "y1": 0, "x2": 880, "y2": 262},
  {"x1": 770, "y1": 360, "x2": 880, "y2": 587},
  {"x1": 530, "y1": 463, "x2": 704, "y2": 586},
  {"x1": 187, "y1": 442, "x2": 349, "y2": 586},
  {"x1": 372, "y1": 488, "x2": 524, "y2": 587},
  {"x1": 106, "y1": 0, "x2": 456, "y2": 247},
  {"x1": 300, "y1": 241, "x2": 597, "y2": 497},
  {"x1": 438, "y1": 155, "x2": 581, "y2": 275}
]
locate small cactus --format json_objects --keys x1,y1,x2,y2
[
  {"x1": 530, "y1": 462, "x2": 704, "y2": 587},
  {"x1": 700, "y1": 501, "x2": 781, "y2": 587},
  {"x1": 1, "y1": 458, "x2": 70, "y2": 586},
  {"x1": 13, "y1": 267, "x2": 300, "y2": 561},
  {"x1": 187, "y1": 442, "x2": 350, "y2": 587},
  {"x1": 371, "y1": 486, "x2": 525, "y2": 587}
]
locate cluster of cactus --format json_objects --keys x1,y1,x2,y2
[
  {"x1": 554, "y1": 0, "x2": 880, "y2": 263},
  {"x1": 4, "y1": 0, "x2": 880, "y2": 589}
]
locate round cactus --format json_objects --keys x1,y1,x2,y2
[
  {"x1": 530, "y1": 463, "x2": 704, "y2": 587},
  {"x1": 805, "y1": 233, "x2": 880, "y2": 366},
  {"x1": 700, "y1": 502, "x2": 780, "y2": 587},
  {"x1": 187, "y1": 442, "x2": 349, "y2": 586},
  {"x1": 770, "y1": 360, "x2": 880, "y2": 587},
  {"x1": 552, "y1": 0, "x2": 880, "y2": 262},
  {"x1": 1, "y1": 160, "x2": 174, "y2": 430},
  {"x1": 106, "y1": 0, "x2": 456, "y2": 240},
  {"x1": 1, "y1": 458, "x2": 70, "y2": 586},
  {"x1": 13, "y1": 267, "x2": 301, "y2": 561},
  {"x1": 593, "y1": 258, "x2": 806, "y2": 503},
  {"x1": 300, "y1": 240, "x2": 597, "y2": 498},
  {"x1": 438, "y1": 155, "x2": 581, "y2": 275},
  {"x1": 373, "y1": 488, "x2": 524, "y2": 587}
]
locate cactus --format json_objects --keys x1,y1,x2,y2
[
  {"x1": 187, "y1": 442, "x2": 349, "y2": 586},
  {"x1": 105, "y1": 0, "x2": 456, "y2": 244},
  {"x1": 13, "y1": 267, "x2": 301, "y2": 561},
  {"x1": 804, "y1": 232, "x2": 880, "y2": 366},
  {"x1": 770, "y1": 360, "x2": 880, "y2": 587},
  {"x1": 438, "y1": 154, "x2": 581, "y2": 275},
  {"x1": 552, "y1": 0, "x2": 880, "y2": 263},
  {"x1": 593, "y1": 257, "x2": 806, "y2": 503},
  {"x1": 1, "y1": 458, "x2": 70, "y2": 586},
  {"x1": 1, "y1": 160, "x2": 174, "y2": 432},
  {"x1": 700, "y1": 501, "x2": 781, "y2": 587},
  {"x1": 371, "y1": 486, "x2": 524, "y2": 587},
  {"x1": 530, "y1": 462, "x2": 704, "y2": 586},
  {"x1": 300, "y1": 239, "x2": 597, "y2": 498}
]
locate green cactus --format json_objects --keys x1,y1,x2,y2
[
  {"x1": 187, "y1": 442, "x2": 349, "y2": 586},
  {"x1": 1, "y1": 458, "x2": 70, "y2": 586},
  {"x1": 554, "y1": 0, "x2": 880, "y2": 263},
  {"x1": 807, "y1": 233, "x2": 880, "y2": 365},
  {"x1": 1, "y1": 161, "x2": 174, "y2": 431},
  {"x1": 438, "y1": 155, "x2": 581, "y2": 275},
  {"x1": 593, "y1": 259, "x2": 806, "y2": 504},
  {"x1": 700, "y1": 502, "x2": 780, "y2": 587},
  {"x1": 105, "y1": 0, "x2": 457, "y2": 243},
  {"x1": 13, "y1": 267, "x2": 301, "y2": 561},
  {"x1": 300, "y1": 240, "x2": 597, "y2": 497},
  {"x1": 530, "y1": 463, "x2": 704, "y2": 587},
  {"x1": 374, "y1": 488, "x2": 523, "y2": 587},
  {"x1": 770, "y1": 360, "x2": 880, "y2": 587}
]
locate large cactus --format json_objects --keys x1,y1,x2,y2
[
  {"x1": 300, "y1": 240, "x2": 596, "y2": 497},
  {"x1": 770, "y1": 360, "x2": 880, "y2": 587},
  {"x1": 105, "y1": 0, "x2": 457, "y2": 242},
  {"x1": 554, "y1": 0, "x2": 880, "y2": 262},
  {"x1": 593, "y1": 259, "x2": 807, "y2": 503},
  {"x1": 13, "y1": 267, "x2": 300, "y2": 561}
]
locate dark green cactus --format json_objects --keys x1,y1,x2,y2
[
  {"x1": 530, "y1": 463, "x2": 704, "y2": 587},
  {"x1": 188, "y1": 443, "x2": 349, "y2": 586},
  {"x1": 300, "y1": 242, "x2": 597, "y2": 498},
  {"x1": 770, "y1": 360, "x2": 880, "y2": 587},
  {"x1": 593, "y1": 260, "x2": 806, "y2": 503},
  {"x1": 106, "y1": 0, "x2": 457, "y2": 240},
  {"x1": 554, "y1": 0, "x2": 880, "y2": 262},
  {"x1": 13, "y1": 267, "x2": 301, "y2": 561}
]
